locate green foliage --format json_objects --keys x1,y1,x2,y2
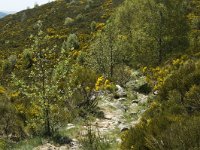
[
  {"x1": 0, "y1": 139, "x2": 7, "y2": 150},
  {"x1": 185, "y1": 85, "x2": 200, "y2": 110},
  {"x1": 188, "y1": 0, "x2": 200, "y2": 53},
  {"x1": 0, "y1": 87, "x2": 25, "y2": 139},
  {"x1": 22, "y1": 49, "x2": 33, "y2": 69},
  {"x1": 90, "y1": 21, "x2": 97, "y2": 31},
  {"x1": 69, "y1": 65, "x2": 98, "y2": 116},
  {"x1": 11, "y1": 26, "x2": 71, "y2": 136},
  {"x1": 76, "y1": 14, "x2": 85, "y2": 22},
  {"x1": 2, "y1": 60, "x2": 13, "y2": 74},
  {"x1": 112, "y1": 65, "x2": 132, "y2": 86},
  {"x1": 0, "y1": 0, "x2": 119, "y2": 62},
  {"x1": 88, "y1": 22, "x2": 127, "y2": 78},
  {"x1": 121, "y1": 123, "x2": 147, "y2": 150},
  {"x1": 9, "y1": 137, "x2": 43, "y2": 150},
  {"x1": 64, "y1": 17, "x2": 74, "y2": 26},
  {"x1": 85, "y1": 0, "x2": 107, "y2": 10},
  {"x1": 112, "y1": 0, "x2": 189, "y2": 66},
  {"x1": 52, "y1": 133, "x2": 72, "y2": 145},
  {"x1": 121, "y1": 59, "x2": 200, "y2": 149},
  {"x1": 0, "y1": 0, "x2": 199, "y2": 149},
  {"x1": 66, "y1": 33, "x2": 80, "y2": 50},
  {"x1": 80, "y1": 124, "x2": 111, "y2": 150},
  {"x1": 158, "y1": 60, "x2": 200, "y2": 112},
  {"x1": 1, "y1": 55, "x2": 17, "y2": 74},
  {"x1": 146, "y1": 116, "x2": 200, "y2": 150}
]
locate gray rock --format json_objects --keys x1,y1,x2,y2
[
  {"x1": 138, "y1": 94, "x2": 148, "y2": 104},
  {"x1": 116, "y1": 138, "x2": 122, "y2": 143},
  {"x1": 118, "y1": 98, "x2": 127, "y2": 101},
  {"x1": 130, "y1": 103, "x2": 138, "y2": 108},
  {"x1": 114, "y1": 85, "x2": 127, "y2": 98},
  {"x1": 139, "y1": 109, "x2": 146, "y2": 114},
  {"x1": 118, "y1": 124, "x2": 130, "y2": 132},
  {"x1": 66, "y1": 123, "x2": 75, "y2": 130}
]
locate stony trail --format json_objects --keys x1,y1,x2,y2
[{"x1": 34, "y1": 72, "x2": 150, "y2": 150}]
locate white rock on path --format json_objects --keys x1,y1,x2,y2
[{"x1": 116, "y1": 85, "x2": 127, "y2": 98}]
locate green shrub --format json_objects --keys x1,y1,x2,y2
[
  {"x1": 0, "y1": 91, "x2": 25, "y2": 139},
  {"x1": 66, "y1": 34, "x2": 80, "y2": 50},
  {"x1": 2, "y1": 60, "x2": 12, "y2": 74},
  {"x1": 121, "y1": 60, "x2": 200, "y2": 150},
  {"x1": 90, "y1": 21, "x2": 97, "y2": 31},
  {"x1": 53, "y1": 133, "x2": 72, "y2": 145},
  {"x1": 76, "y1": 14, "x2": 85, "y2": 21},
  {"x1": 64, "y1": 17, "x2": 74, "y2": 26},
  {"x1": 146, "y1": 116, "x2": 200, "y2": 150},
  {"x1": 121, "y1": 123, "x2": 147, "y2": 150},
  {"x1": 112, "y1": 65, "x2": 132, "y2": 86},
  {"x1": 22, "y1": 49, "x2": 33, "y2": 69},
  {"x1": 80, "y1": 125, "x2": 111, "y2": 150},
  {"x1": 9, "y1": 137, "x2": 43, "y2": 150},
  {"x1": 0, "y1": 139, "x2": 7, "y2": 150},
  {"x1": 159, "y1": 60, "x2": 200, "y2": 112},
  {"x1": 2, "y1": 55, "x2": 17, "y2": 74}
]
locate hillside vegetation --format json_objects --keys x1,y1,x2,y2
[{"x1": 0, "y1": 0, "x2": 200, "y2": 149}]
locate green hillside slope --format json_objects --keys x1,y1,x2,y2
[{"x1": 0, "y1": 0, "x2": 122, "y2": 59}]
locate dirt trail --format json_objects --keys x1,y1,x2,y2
[{"x1": 34, "y1": 72, "x2": 150, "y2": 150}]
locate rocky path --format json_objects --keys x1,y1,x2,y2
[
  {"x1": 92, "y1": 86, "x2": 148, "y2": 139},
  {"x1": 34, "y1": 71, "x2": 150, "y2": 150}
]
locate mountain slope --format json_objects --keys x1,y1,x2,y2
[{"x1": 0, "y1": 0, "x2": 123, "y2": 59}]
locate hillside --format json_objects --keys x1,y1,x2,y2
[
  {"x1": 0, "y1": 0, "x2": 200, "y2": 149},
  {"x1": 0, "y1": 0, "x2": 122, "y2": 59}
]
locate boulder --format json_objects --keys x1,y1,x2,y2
[{"x1": 114, "y1": 85, "x2": 127, "y2": 99}]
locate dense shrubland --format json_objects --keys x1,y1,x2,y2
[
  {"x1": 121, "y1": 58, "x2": 200, "y2": 149},
  {"x1": 0, "y1": 0, "x2": 199, "y2": 149},
  {"x1": 0, "y1": 0, "x2": 123, "y2": 146},
  {"x1": 119, "y1": 0, "x2": 200, "y2": 148}
]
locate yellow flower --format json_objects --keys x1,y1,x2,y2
[
  {"x1": 95, "y1": 76, "x2": 105, "y2": 91},
  {"x1": 33, "y1": 57, "x2": 37, "y2": 62},
  {"x1": 142, "y1": 66, "x2": 147, "y2": 73},
  {"x1": 0, "y1": 86, "x2": 6, "y2": 94},
  {"x1": 105, "y1": 79, "x2": 110, "y2": 85},
  {"x1": 10, "y1": 91, "x2": 20, "y2": 98}
]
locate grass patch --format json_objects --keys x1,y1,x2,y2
[
  {"x1": 80, "y1": 125, "x2": 112, "y2": 150},
  {"x1": 8, "y1": 137, "x2": 43, "y2": 150}
]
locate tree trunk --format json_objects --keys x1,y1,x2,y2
[{"x1": 45, "y1": 107, "x2": 51, "y2": 136}]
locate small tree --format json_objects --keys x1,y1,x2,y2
[
  {"x1": 89, "y1": 22, "x2": 126, "y2": 78},
  {"x1": 113, "y1": 0, "x2": 189, "y2": 66},
  {"x1": 64, "y1": 17, "x2": 74, "y2": 26},
  {"x1": 12, "y1": 22, "x2": 72, "y2": 136},
  {"x1": 66, "y1": 33, "x2": 80, "y2": 50},
  {"x1": 22, "y1": 49, "x2": 33, "y2": 69}
]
